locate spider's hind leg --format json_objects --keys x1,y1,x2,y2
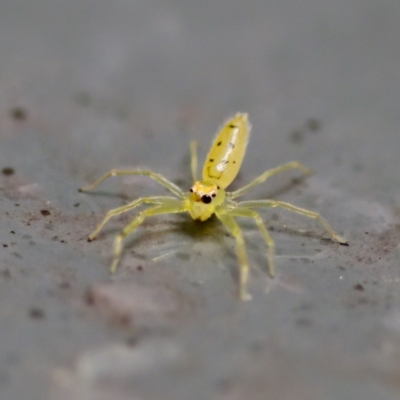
[
  {"x1": 229, "y1": 161, "x2": 311, "y2": 200},
  {"x1": 237, "y1": 199, "x2": 347, "y2": 244},
  {"x1": 79, "y1": 168, "x2": 184, "y2": 198},
  {"x1": 228, "y1": 207, "x2": 276, "y2": 278}
]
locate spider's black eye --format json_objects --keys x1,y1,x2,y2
[
  {"x1": 212, "y1": 193, "x2": 216, "y2": 198},
  {"x1": 190, "y1": 188, "x2": 193, "y2": 193},
  {"x1": 201, "y1": 195, "x2": 212, "y2": 204}
]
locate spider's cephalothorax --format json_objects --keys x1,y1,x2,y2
[
  {"x1": 188, "y1": 181, "x2": 224, "y2": 221},
  {"x1": 80, "y1": 113, "x2": 347, "y2": 301}
]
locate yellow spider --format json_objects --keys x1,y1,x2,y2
[{"x1": 79, "y1": 113, "x2": 346, "y2": 300}]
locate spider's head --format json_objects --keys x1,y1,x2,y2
[
  {"x1": 188, "y1": 181, "x2": 225, "y2": 221},
  {"x1": 190, "y1": 181, "x2": 219, "y2": 204}
]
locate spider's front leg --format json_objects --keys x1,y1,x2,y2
[
  {"x1": 111, "y1": 198, "x2": 187, "y2": 273},
  {"x1": 88, "y1": 196, "x2": 178, "y2": 241}
]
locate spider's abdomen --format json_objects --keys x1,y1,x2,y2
[{"x1": 202, "y1": 113, "x2": 251, "y2": 189}]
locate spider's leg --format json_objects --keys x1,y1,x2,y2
[
  {"x1": 111, "y1": 199, "x2": 187, "y2": 273},
  {"x1": 190, "y1": 140, "x2": 199, "y2": 183},
  {"x1": 215, "y1": 208, "x2": 252, "y2": 301},
  {"x1": 88, "y1": 196, "x2": 178, "y2": 241},
  {"x1": 79, "y1": 168, "x2": 184, "y2": 198},
  {"x1": 236, "y1": 200, "x2": 347, "y2": 244},
  {"x1": 228, "y1": 207, "x2": 275, "y2": 278},
  {"x1": 229, "y1": 161, "x2": 310, "y2": 200}
]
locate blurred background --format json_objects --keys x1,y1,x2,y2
[{"x1": 0, "y1": 1, "x2": 400, "y2": 399}]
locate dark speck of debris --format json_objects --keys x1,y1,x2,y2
[
  {"x1": 126, "y1": 336, "x2": 140, "y2": 347},
  {"x1": 306, "y1": 118, "x2": 321, "y2": 132},
  {"x1": 352, "y1": 163, "x2": 364, "y2": 172},
  {"x1": 215, "y1": 378, "x2": 233, "y2": 394},
  {"x1": 84, "y1": 289, "x2": 95, "y2": 305},
  {"x1": 337, "y1": 265, "x2": 346, "y2": 271},
  {"x1": 74, "y1": 92, "x2": 92, "y2": 107},
  {"x1": 40, "y1": 209, "x2": 51, "y2": 216},
  {"x1": 137, "y1": 265, "x2": 143, "y2": 271},
  {"x1": 74, "y1": 203, "x2": 80, "y2": 207},
  {"x1": 2, "y1": 244, "x2": 8, "y2": 248},
  {"x1": 354, "y1": 283, "x2": 364, "y2": 291},
  {"x1": 1, "y1": 269, "x2": 11, "y2": 279},
  {"x1": 340, "y1": 242, "x2": 349, "y2": 246},
  {"x1": 59, "y1": 282, "x2": 70, "y2": 290},
  {"x1": 10, "y1": 107, "x2": 28, "y2": 121},
  {"x1": 116, "y1": 314, "x2": 132, "y2": 328},
  {"x1": 291, "y1": 177, "x2": 302, "y2": 185},
  {"x1": 2, "y1": 167, "x2": 15, "y2": 176},
  {"x1": 29, "y1": 308, "x2": 45, "y2": 319},
  {"x1": 14, "y1": 204, "x2": 19, "y2": 207},
  {"x1": 271, "y1": 213, "x2": 279, "y2": 222},
  {"x1": 10, "y1": 231, "x2": 15, "y2": 234},
  {"x1": 296, "y1": 317, "x2": 313, "y2": 327},
  {"x1": 289, "y1": 129, "x2": 304, "y2": 144}
]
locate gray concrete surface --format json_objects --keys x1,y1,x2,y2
[{"x1": 1, "y1": 1, "x2": 400, "y2": 399}]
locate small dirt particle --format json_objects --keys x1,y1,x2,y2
[
  {"x1": 306, "y1": 118, "x2": 321, "y2": 132},
  {"x1": 29, "y1": 308, "x2": 45, "y2": 319},
  {"x1": 40, "y1": 209, "x2": 51, "y2": 216},
  {"x1": 354, "y1": 283, "x2": 364, "y2": 291},
  {"x1": 296, "y1": 317, "x2": 313, "y2": 327},
  {"x1": 10, "y1": 107, "x2": 28, "y2": 121},
  {"x1": 1, "y1": 269, "x2": 11, "y2": 279},
  {"x1": 2, "y1": 167, "x2": 15, "y2": 176},
  {"x1": 126, "y1": 336, "x2": 140, "y2": 347},
  {"x1": 84, "y1": 289, "x2": 95, "y2": 305},
  {"x1": 59, "y1": 281, "x2": 70, "y2": 290},
  {"x1": 74, "y1": 92, "x2": 92, "y2": 107},
  {"x1": 289, "y1": 129, "x2": 304, "y2": 144}
]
